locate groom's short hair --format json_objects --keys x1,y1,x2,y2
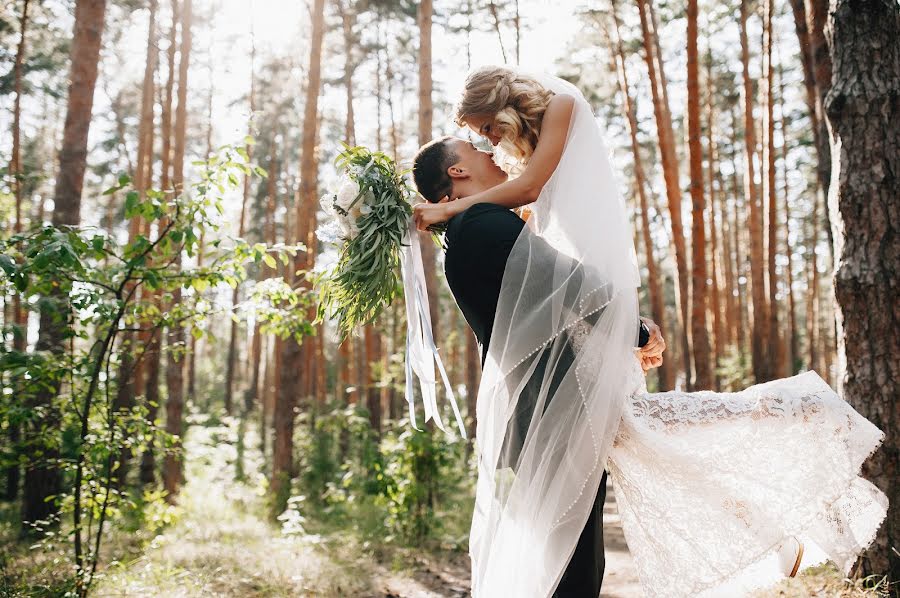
[{"x1": 413, "y1": 136, "x2": 458, "y2": 203}]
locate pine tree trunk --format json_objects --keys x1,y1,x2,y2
[
  {"x1": 687, "y1": 0, "x2": 712, "y2": 389},
  {"x1": 705, "y1": 51, "x2": 727, "y2": 387},
  {"x1": 739, "y1": 0, "x2": 771, "y2": 382},
  {"x1": 272, "y1": 0, "x2": 325, "y2": 512},
  {"x1": 364, "y1": 326, "x2": 382, "y2": 435},
  {"x1": 825, "y1": 0, "x2": 899, "y2": 579},
  {"x1": 788, "y1": 0, "x2": 827, "y2": 198},
  {"x1": 609, "y1": 0, "x2": 674, "y2": 390},
  {"x1": 728, "y1": 107, "x2": 748, "y2": 357},
  {"x1": 637, "y1": 0, "x2": 693, "y2": 387},
  {"x1": 762, "y1": 0, "x2": 783, "y2": 379},
  {"x1": 139, "y1": 329, "x2": 163, "y2": 485},
  {"x1": 809, "y1": 0, "x2": 834, "y2": 252},
  {"x1": 417, "y1": 0, "x2": 441, "y2": 347},
  {"x1": 6, "y1": 0, "x2": 30, "y2": 502},
  {"x1": 807, "y1": 190, "x2": 820, "y2": 373},
  {"x1": 162, "y1": 0, "x2": 191, "y2": 503},
  {"x1": 113, "y1": 0, "x2": 158, "y2": 489},
  {"x1": 342, "y1": 1, "x2": 356, "y2": 146},
  {"x1": 24, "y1": 0, "x2": 107, "y2": 528},
  {"x1": 779, "y1": 78, "x2": 799, "y2": 375}
]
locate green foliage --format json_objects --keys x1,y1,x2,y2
[
  {"x1": 374, "y1": 423, "x2": 457, "y2": 545},
  {"x1": 0, "y1": 142, "x2": 310, "y2": 597},
  {"x1": 314, "y1": 144, "x2": 417, "y2": 338}
]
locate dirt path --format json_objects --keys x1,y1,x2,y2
[{"x1": 370, "y1": 480, "x2": 644, "y2": 598}]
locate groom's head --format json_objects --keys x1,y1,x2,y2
[{"x1": 412, "y1": 136, "x2": 508, "y2": 203}]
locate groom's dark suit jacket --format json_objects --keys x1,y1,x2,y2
[{"x1": 442, "y1": 202, "x2": 648, "y2": 598}]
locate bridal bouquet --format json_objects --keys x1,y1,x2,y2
[{"x1": 314, "y1": 145, "x2": 414, "y2": 337}]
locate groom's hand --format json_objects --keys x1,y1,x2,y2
[{"x1": 638, "y1": 317, "x2": 665, "y2": 371}]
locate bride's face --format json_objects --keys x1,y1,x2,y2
[{"x1": 464, "y1": 114, "x2": 502, "y2": 147}]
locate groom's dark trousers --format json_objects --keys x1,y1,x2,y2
[{"x1": 443, "y1": 203, "x2": 647, "y2": 598}]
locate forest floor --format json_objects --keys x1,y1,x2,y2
[
  {"x1": 5, "y1": 419, "x2": 884, "y2": 598},
  {"x1": 93, "y1": 421, "x2": 886, "y2": 598}
]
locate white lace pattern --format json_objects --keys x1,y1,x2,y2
[{"x1": 607, "y1": 361, "x2": 887, "y2": 597}]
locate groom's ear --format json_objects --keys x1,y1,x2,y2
[{"x1": 447, "y1": 164, "x2": 468, "y2": 180}]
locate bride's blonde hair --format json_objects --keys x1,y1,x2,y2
[{"x1": 454, "y1": 66, "x2": 555, "y2": 165}]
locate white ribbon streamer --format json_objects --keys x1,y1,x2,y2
[{"x1": 400, "y1": 219, "x2": 467, "y2": 439}]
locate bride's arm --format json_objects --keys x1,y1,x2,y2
[{"x1": 415, "y1": 94, "x2": 575, "y2": 229}]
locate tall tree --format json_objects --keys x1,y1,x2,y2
[
  {"x1": 23, "y1": 0, "x2": 107, "y2": 529},
  {"x1": 417, "y1": 0, "x2": 441, "y2": 346},
  {"x1": 686, "y1": 0, "x2": 712, "y2": 389},
  {"x1": 762, "y1": 0, "x2": 782, "y2": 377},
  {"x1": 162, "y1": 0, "x2": 191, "y2": 502},
  {"x1": 636, "y1": 0, "x2": 693, "y2": 387},
  {"x1": 606, "y1": 0, "x2": 674, "y2": 390},
  {"x1": 273, "y1": 0, "x2": 325, "y2": 512},
  {"x1": 825, "y1": 0, "x2": 899, "y2": 580},
  {"x1": 112, "y1": 0, "x2": 158, "y2": 488},
  {"x1": 738, "y1": 0, "x2": 771, "y2": 382},
  {"x1": 705, "y1": 51, "x2": 725, "y2": 388},
  {"x1": 778, "y1": 64, "x2": 799, "y2": 375},
  {"x1": 6, "y1": 0, "x2": 31, "y2": 501},
  {"x1": 141, "y1": 7, "x2": 178, "y2": 486}
]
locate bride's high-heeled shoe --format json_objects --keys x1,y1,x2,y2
[{"x1": 776, "y1": 536, "x2": 804, "y2": 577}]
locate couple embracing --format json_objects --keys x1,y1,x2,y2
[{"x1": 408, "y1": 66, "x2": 886, "y2": 598}]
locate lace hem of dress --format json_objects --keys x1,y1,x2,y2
[{"x1": 611, "y1": 365, "x2": 887, "y2": 597}]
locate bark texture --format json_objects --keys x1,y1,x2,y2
[
  {"x1": 23, "y1": 0, "x2": 107, "y2": 528},
  {"x1": 825, "y1": 0, "x2": 900, "y2": 580}
]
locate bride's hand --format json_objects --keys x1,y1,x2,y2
[{"x1": 413, "y1": 197, "x2": 455, "y2": 232}]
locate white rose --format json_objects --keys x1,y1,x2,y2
[{"x1": 334, "y1": 177, "x2": 361, "y2": 213}]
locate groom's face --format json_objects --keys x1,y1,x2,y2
[{"x1": 446, "y1": 138, "x2": 508, "y2": 196}]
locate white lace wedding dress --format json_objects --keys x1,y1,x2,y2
[{"x1": 607, "y1": 359, "x2": 887, "y2": 597}]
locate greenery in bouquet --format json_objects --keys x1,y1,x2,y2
[{"x1": 315, "y1": 144, "x2": 441, "y2": 337}]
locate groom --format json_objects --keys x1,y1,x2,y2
[{"x1": 412, "y1": 136, "x2": 665, "y2": 598}]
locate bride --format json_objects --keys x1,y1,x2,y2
[{"x1": 412, "y1": 66, "x2": 888, "y2": 597}]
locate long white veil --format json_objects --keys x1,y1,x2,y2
[{"x1": 468, "y1": 73, "x2": 641, "y2": 596}]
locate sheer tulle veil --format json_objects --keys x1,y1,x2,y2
[{"x1": 467, "y1": 72, "x2": 642, "y2": 596}]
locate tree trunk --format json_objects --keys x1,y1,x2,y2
[
  {"x1": 825, "y1": 0, "x2": 899, "y2": 580},
  {"x1": 809, "y1": 0, "x2": 834, "y2": 255},
  {"x1": 417, "y1": 0, "x2": 441, "y2": 347},
  {"x1": 738, "y1": 0, "x2": 771, "y2": 382},
  {"x1": 342, "y1": 1, "x2": 356, "y2": 146},
  {"x1": 138, "y1": 330, "x2": 163, "y2": 485},
  {"x1": 762, "y1": 0, "x2": 783, "y2": 379},
  {"x1": 637, "y1": 0, "x2": 693, "y2": 387},
  {"x1": 779, "y1": 66, "x2": 799, "y2": 375},
  {"x1": 687, "y1": 0, "x2": 712, "y2": 389},
  {"x1": 705, "y1": 52, "x2": 725, "y2": 389},
  {"x1": 608, "y1": 0, "x2": 673, "y2": 390},
  {"x1": 112, "y1": 0, "x2": 158, "y2": 490},
  {"x1": 6, "y1": 0, "x2": 30, "y2": 501},
  {"x1": 162, "y1": 0, "x2": 191, "y2": 503},
  {"x1": 788, "y1": 0, "x2": 827, "y2": 196},
  {"x1": 272, "y1": 0, "x2": 325, "y2": 513},
  {"x1": 364, "y1": 326, "x2": 382, "y2": 435},
  {"x1": 23, "y1": 0, "x2": 107, "y2": 528},
  {"x1": 807, "y1": 188, "x2": 821, "y2": 373},
  {"x1": 728, "y1": 107, "x2": 748, "y2": 357}
]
